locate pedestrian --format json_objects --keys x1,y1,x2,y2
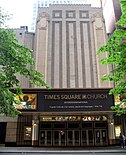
[
  {"x1": 122, "y1": 134, "x2": 126, "y2": 148},
  {"x1": 119, "y1": 133, "x2": 123, "y2": 148},
  {"x1": 119, "y1": 133, "x2": 126, "y2": 148}
]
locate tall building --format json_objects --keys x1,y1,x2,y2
[
  {"x1": 101, "y1": 0, "x2": 121, "y2": 34},
  {"x1": 31, "y1": 0, "x2": 101, "y2": 31},
  {"x1": 13, "y1": 26, "x2": 35, "y2": 88},
  {"x1": 34, "y1": 4, "x2": 113, "y2": 88}
]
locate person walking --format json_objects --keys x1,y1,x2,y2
[
  {"x1": 122, "y1": 134, "x2": 126, "y2": 148},
  {"x1": 119, "y1": 133, "x2": 126, "y2": 148}
]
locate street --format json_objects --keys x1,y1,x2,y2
[{"x1": 0, "y1": 153, "x2": 126, "y2": 155}]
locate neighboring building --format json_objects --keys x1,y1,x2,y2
[
  {"x1": 35, "y1": 4, "x2": 113, "y2": 88},
  {"x1": 13, "y1": 26, "x2": 35, "y2": 88},
  {"x1": 101, "y1": 0, "x2": 122, "y2": 34}
]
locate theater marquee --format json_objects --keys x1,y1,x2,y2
[{"x1": 38, "y1": 90, "x2": 114, "y2": 112}]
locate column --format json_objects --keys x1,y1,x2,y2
[
  {"x1": 32, "y1": 120, "x2": 39, "y2": 146},
  {"x1": 108, "y1": 114, "x2": 115, "y2": 145}
]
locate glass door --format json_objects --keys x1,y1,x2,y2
[
  {"x1": 95, "y1": 129, "x2": 108, "y2": 146},
  {"x1": 75, "y1": 130, "x2": 80, "y2": 145},
  {"x1": 81, "y1": 130, "x2": 94, "y2": 146},
  {"x1": 39, "y1": 130, "x2": 52, "y2": 146},
  {"x1": 101, "y1": 129, "x2": 108, "y2": 145},
  {"x1": 47, "y1": 130, "x2": 52, "y2": 145},
  {"x1": 67, "y1": 130, "x2": 80, "y2": 146},
  {"x1": 53, "y1": 130, "x2": 66, "y2": 146}
]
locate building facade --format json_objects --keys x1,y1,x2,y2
[
  {"x1": 0, "y1": 3, "x2": 125, "y2": 148},
  {"x1": 35, "y1": 4, "x2": 113, "y2": 88}
]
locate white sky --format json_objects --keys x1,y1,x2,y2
[
  {"x1": 0, "y1": 0, "x2": 34, "y2": 29},
  {"x1": 0, "y1": 0, "x2": 100, "y2": 30}
]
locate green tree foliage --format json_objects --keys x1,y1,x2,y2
[
  {"x1": 0, "y1": 8, "x2": 50, "y2": 117},
  {"x1": 97, "y1": 0, "x2": 126, "y2": 115}
]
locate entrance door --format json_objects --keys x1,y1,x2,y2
[
  {"x1": 39, "y1": 130, "x2": 52, "y2": 146},
  {"x1": 53, "y1": 130, "x2": 66, "y2": 146},
  {"x1": 67, "y1": 130, "x2": 80, "y2": 146},
  {"x1": 0, "y1": 122, "x2": 6, "y2": 145},
  {"x1": 81, "y1": 129, "x2": 94, "y2": 146},
  {"x1": 95, "y1": 129, "x2": 108, "y2": 146}
]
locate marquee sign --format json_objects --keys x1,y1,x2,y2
[{"x1": 37, "y1": 90, "x2": 114, "y2": 112}]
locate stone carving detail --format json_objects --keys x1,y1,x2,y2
[
  {"x1": 91, "y1": 13, "x2": 104, "y2": 29},
  {"x1": 37, "y1": 12, "x2": 49, "y2": 29}
]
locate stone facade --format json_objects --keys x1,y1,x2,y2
[
  {"x1": 102, "y1": 0, "x2": 121, "y2": 34},
  {"x1": 13, "y1": 26, "x2": 35, "y2": 88},
  {"x1": 35, "y1": 4, "x2": 113, "y2": 88}
]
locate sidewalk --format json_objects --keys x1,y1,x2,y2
[{"x1": 0, "y1": 146, "x2": 126, "y2": 153}]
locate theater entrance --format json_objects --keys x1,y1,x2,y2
[{"x1": 39, "y1": 116, "x2": 108, "y2": 147}]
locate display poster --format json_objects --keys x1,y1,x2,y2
[{"x1": 14, "y1": 94, "x2": 37, "y2": 110}]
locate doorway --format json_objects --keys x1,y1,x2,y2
[
  {"x1": 39, "y1": 121, "x2": 108, "y2": 147},
  {"x1": 67, "y1": 130, "x2": 80, "y2": 146},
  {"x1": 95, "y1": 129, "x2": 108, "y2": 146},
  {"x1": 0, "y1": 122, "x2": 7, "y2": 145},
  {"x1": 53, "y1": 130, "x2": 66, "y2": 146},
  {"x1": 39, "y1": 130, "x2": 52, "y2": 146},
  {"x1": 81, "y1": 129, "x2": 94, "y2": 146}
]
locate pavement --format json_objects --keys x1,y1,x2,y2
[{"x1": 0, "y1": 146, "x2": 126, "y2": 153}]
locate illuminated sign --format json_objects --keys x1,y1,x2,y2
[
  {"x1": 40, "y1": 116, "x2": 108, "y2": 122},
  {"x1": 14, "y1": 94, "x2": 37, "y2": 110}
]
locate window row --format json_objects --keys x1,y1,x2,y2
[{"x1": 53, "y1": 10, "x2": 89, "y2": 18}]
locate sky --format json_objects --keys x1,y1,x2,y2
[
  {"x1": 0, "y1": 0, "x2": 34, "y2": 29},
  {"x1": 0, "y1": 0, "x2": 100, "y2": 30}
]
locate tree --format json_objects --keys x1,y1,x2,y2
[
  {"x1": 97, "y1": 0, "x2": 126, "y2": 116},
  {"x1": 0, "y1": 8, "x2": 50, "y2": 117}
]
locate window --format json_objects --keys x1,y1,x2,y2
[
  {"x1": 54, "y1": 123, "x2": 66, "y2": 129},
  {"x1": 115, "y1": 126, "x2": 121, "y2": 137},
  {"x1": 95, "y1": 122, "x2": 107, "y2": 128},
  {"x1": 68, "y1": 122, "x2": 80, "y2": 128},
  {"x1": 82, "y1": 122, "x2": 93, "y2": 128},
  {"x1": 24, "y1": 126, "x2": 32, "y2": 140},
  {"x1": 40, "y1": 123, "x2": 52, "y2": 129}
]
